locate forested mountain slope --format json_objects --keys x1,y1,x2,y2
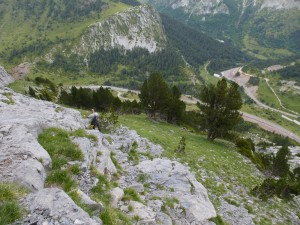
[{"x1": 142, "y1": 0, "x2": 300, "y2": 59}]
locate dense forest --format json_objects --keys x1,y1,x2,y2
[
  {"x1": 88, "y1": 47, "x2": 183, "y2": 77},
  {"x1": 161, "y1": 14, "x2": 250, "y2": 73},
  {"x1": 274, "y1": 63, "x2": 300, "y2": 81}
]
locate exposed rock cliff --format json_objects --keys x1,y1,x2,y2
[
  {"x1": 261, "y1": 0, "x2": 300, "y2": 10},
  {"x1": 78, "y1": 4, "x2": 167, "y2": 56},
  {"x1": 0, "y1": 66, "x2": 14, "y2": 88},
  {"x1": 170, "y1": 0, "x2": 229, "y2": 15},
  {"x1": 0, "y1": 88, "x2": 84, "y2": 191}
]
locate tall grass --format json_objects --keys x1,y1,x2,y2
[
  {"x1": 38, "y1": 127, "x2": 84, "y2": 169},
  {"x1": 0, "y1": 183, "x2": 28, "y2": 225}
]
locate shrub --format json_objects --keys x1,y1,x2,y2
[
  {"x1": 175, "y1": 136, "x2": 186, "y2": 154},
  {"x1": 251, "y1": 177, "x2": 299, "y2": 200}
]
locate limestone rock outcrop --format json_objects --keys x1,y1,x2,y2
[
  {"x1": 0, "y1": 66, "x2": 14, "y2": 87},
  {"x1": 1, "y1": 87, "x2": 216, "y2": 224},
  {"x1": 78, "y1": 4, "x2": 167, "y2": 55},
  {"x1": 0, "y1": 88, "x2": 84, "y2": 191},
  {"x1": 21, "y1": 188, "x2": 102, "y2": 225}
]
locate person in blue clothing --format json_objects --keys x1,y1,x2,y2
[{"x1": 89, "y1": 108, "x2": 101, "y2": 132}]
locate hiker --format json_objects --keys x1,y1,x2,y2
[{"x1": 88, "y1": 108, "x2": 101, "y2": 132}]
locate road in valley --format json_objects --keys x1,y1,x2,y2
[
  {"x1": 78, "y1": 85, "x2": 300, "y2": 143},
  {"x1": 242, "y1": 112, "x2": 300, "y2": 143},
  {"x1": 222, "y1": 67, "x2": 299, "y2": 118}
]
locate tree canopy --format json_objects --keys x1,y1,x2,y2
[
  {"x1": 198, "y1": 78, "x2": 242, "y2": 141},
  {"x1": 139, "y1": 73, "x2": 185, "y2": 122}
]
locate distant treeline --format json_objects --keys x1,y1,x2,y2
[
  {"x1": 160, "y1": 14, "x2": 250, "y2": 73},
  {"x1": 118, "y1": 0, "x2": 140, "y2": 6},
  {"x1": 88, "y1": 47, "x2": 184, "y2": 78},
  {"x1": 59, "y1": 87, "x2": 142, "y2": 114},
  {"x1": 275, "y1": 63, "x2": 300, "y2": 80}
]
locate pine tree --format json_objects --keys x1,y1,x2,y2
[
  {"x1": 272, "y1": 145, "x2": 290, "y2": 177},
  {"x1": 139, "y1": 73, "x2": 171, "y2": 117},
  {"x1": 198, "y1": 78, "x2": 242, "y2": 141}
]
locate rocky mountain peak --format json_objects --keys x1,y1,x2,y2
[
  {"x1": 78, "y1": 4, "x2": 167, "y2": 56},
  {"x1": 261, "y1": 0, "x2": 300, "y2": 10},
  {"x1": 170, "y1": 0, "x2": 229, "y2": 15}
]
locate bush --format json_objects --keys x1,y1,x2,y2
[{"x1": 251, "y1": 177, "x2": 299, "y2": 200}]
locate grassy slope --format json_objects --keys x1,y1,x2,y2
[
  {"x1": 257, "y1": 78, "x2": 282, "y2": 109},
  {"x1": 119, "y1": 114, "x2": 299, "y2": 224},
  {"x1": 0, "y1": 0, "x2": 130, "y2": 67},
  {"x1": 243, "y1": 35, "x2": 294, "y2": 60}
]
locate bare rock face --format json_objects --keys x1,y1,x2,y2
[
  {"x1": 171, "y1": 0, "x2": 229, "y2": 15},
  {"x1": 136, "y1": 159, "x2": 217, "y2": 224},
  {"x1": 20, "y1": 188, "x2": 102, "y2": 225},
  {"x1": 78, "y1": 5, "x2": 167, "y2": 56},
  {"x1": 104, "y1": 127, "x2": 217, "y2": 224},
  {"x1": 0, "y1": 88, "x2": 84, "y2": 191},
  {"x1": 0, "y1": 66, "x2": 14, "y2": 87},
  {"x1": 261, "y1": 0, "x2": 300, "y2": 10}
]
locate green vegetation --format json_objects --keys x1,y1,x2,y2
[
  {"x1": 139, "y1": 73, "x2": 185, "y2": 122},
  {"x1": 0, "y1": 0, "x2": 129, "y2": 66},
  {"x1": 119, "y1": 114, "x2": 263, "y2": 197},
  {"x1": 123, "y1": 188, "x2": 142, "y2": 202},
  {"x1": 0, "y1": 183, "x2": 28, "y2": 225},
  {"x1": 210, "y1": 215, "x2": 230, "y2": 225},
  {"x1": 198, "y1": 78, "x2": 242, "y2": 140},
  {"x1": 91, "y1": 172, "x2": 131, "y2": 224},
  {"x1": 257, "y1": 79, "x2": 282, "y2": 109},
  {"x1": 59, "y1": 86, "x2": 142, "y2": 115},
  {"x1": 88, "y1": 47, "x2": 184, "y2": 89},
  {"x1": 242, "y1": 35, "x2": 294, "y2": 60},
  {"x1": 165, "y1": 197, "x2": 179, "y2": 209},
  {"x1": 71, "y1": 128, "x2": 98, "y2": 142},
  {"x1": 119, "y1": 113, "x2": 300, "y2": 222},
  {"x1": 38, "y1": 127, "x2": 99, "y2": 215},
  {"x1": 46, "y1": 170, "x2": 76, "y2": 192},
  {"x1": 161, "y1": 14, "x2": 249, "y2": 74},
  {"x1": 110, "y1": 151, "x2": 122, "y2": 173},
  {"x1": 252, "y1": 145, "x2": 300, "y2": 200},
  {"x1": 242, "y1": 104, "x2": 300, "y2": 137},
  {"x1": 2, "y1": 92, "x2": 15, "y2": 105},
  {"x1": 38, "y1": 128, "x2": 83, "y2": 169},
  {"x1": 128, "y1": 144, "x2": 140, "y2": 165}
]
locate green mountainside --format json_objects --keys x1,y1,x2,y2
[
  {"x1": 0, "y1": 0, "x2": 251, "y2": 94},
  {"x1": 142, "y1": 0, "x2": 300, "y2": 59}
]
